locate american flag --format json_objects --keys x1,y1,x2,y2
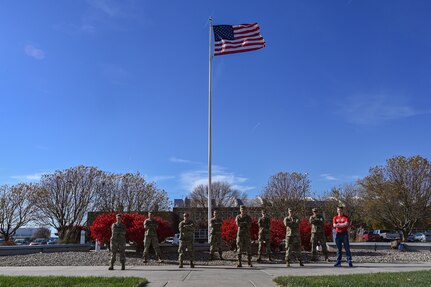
[{"x1": 213, "y1": 23, "x2": 266, "y2": 56}]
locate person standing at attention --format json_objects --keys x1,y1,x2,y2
[{"x1": 143, "y1": 211, "x2": 163, "y2": 263}]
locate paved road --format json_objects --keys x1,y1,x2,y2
[{"x1": 0, "y1": 262, "x2": 430, "y2": 287}]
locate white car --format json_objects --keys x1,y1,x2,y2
[
  {"x1": 409, "y1": 233, "x2": 431, "y2": 242},
  {"x1": 164, "y1": 233, "x2": 180, "y2": 246}
]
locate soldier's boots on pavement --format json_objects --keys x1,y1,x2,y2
[
  {"x1": 144, "y1": 255, "x2": 163, "y2": 263},
  {"x1": 108, "y1": 264, "x2": 114, "y2": 270},
  {"x1": 248, "y1": 256, "x2": 253, "y2": 267},
  {"x1": 237, "y1": 254, "x2": 242, "y2": 268},
  {"x1": 121, "y1": 262, "x2": 125, "y2": 270},
  {"x1": 219, "y1": 252, "x2": 224, "y2": 260},
  {"x1": 190, "y1": 261, "x2": 195, "y2": 268},
  {"x1": 179, "y1": 260, "x2": 183, "y2": 268}
]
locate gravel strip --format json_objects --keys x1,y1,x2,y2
[{"x1": 0, "y1": 249, "x2": 430, "y2": 267}]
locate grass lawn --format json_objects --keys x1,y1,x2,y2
[
  {"x1": 0, "y1": 275, "x2": 147, "y2": 287},
  {"x1": 273, "y1": 270, "x2": 431, "y2": 287}
]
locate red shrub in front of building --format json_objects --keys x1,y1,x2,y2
[{"x1": 90, "y1": 212, "x2": 173, "y2": 248}]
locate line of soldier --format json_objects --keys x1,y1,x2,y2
[{"x1": 109, "y1": 205, "x2": 348, "y2": 270}]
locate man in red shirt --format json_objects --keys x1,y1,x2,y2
[{"x1": 333, "y1": 206, "x2": 353, "y2": 267}]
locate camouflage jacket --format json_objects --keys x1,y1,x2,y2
[
  {"x1": 110, "y1": 222, "x2": 126, "y2": 242},
  {"x1": 236, "y1": 214, "x2": 251, "y2": 238},
  {"x1": 284, "y1": 216, "x2": 300, "y2": 237},
  {"x1": 309, "y1": 214, "x2": 325, "y2": 234},
  {"x1": 179, "y1": 219, "x2": 195, "y2": 242},
  {"x1": 210, "y1": 217, "x2": 223, "y2": 235},
  {"x1": 258, "y1": 216, "x2": 271, "y2": 236},
  {"x1": 144, "y1": 218, "x2": 159, "y2": 237}
]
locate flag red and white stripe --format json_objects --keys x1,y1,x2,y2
[{"x1": 213, "y1": 23, "x2": 266, "y2": 56}]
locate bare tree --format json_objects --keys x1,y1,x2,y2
[
  {"x1": 94, "y1": 172, "x2": 169, "y2": 212},
  {"x1": 321, "y1": 183, "x2": 365, "y2": 239},
  {"x1": 35, "y1": 166, "x2": 102, "y2": 241},
  {"x1": 260, "y1": 172, "x2": 310, "y2": 218},
  {"x1": 189, "y1": 181, "x2": 247, "y2": 208},
  {"x1": 33, "y1": 227, "x2": 51, "y2": 239},
  {"x1": 359, "y1": 155, "x2": 431, "y2": 241},
  {"x1": 0, "y1": 184, "x2": 38, "y2": 242}
]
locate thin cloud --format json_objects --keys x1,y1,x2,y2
[
  {"x1": 170, "y1": 157, "x2": 199, "y2": 164},
  {"x1": 87, "y1": 0, "x2": 124, "y2": 17},
  {"x1": 148, "y1": 175, "x2": 176, "y2": 182},
  {"x1": 11, "y1": 172, "x2": 47, "y2": 182},
  {"x1": 337, "y1": 94, "x2": 429, "y2": 125},
  {"x1": 320, "y1": 173, "x2": 339, "y2": 181},
  {"x1": 24, "y1": 45, "x2": 45, "y2": 60},
  {"x1": 252, "y1": 122, "x2": 261, "y2": 133},
  {"x1": 179, "y1": 165, "x2": 254, "y2": 193}
]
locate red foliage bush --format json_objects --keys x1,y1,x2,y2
[
  {"x1": 90, "y1": 213, "x2": 173, "y2": 248},
  {"x1": 269, "y1": 218, "x2": 285, "y2": 249},
  {"x1": 221, "y1": 218, "x2": 238, "y2": 249}
]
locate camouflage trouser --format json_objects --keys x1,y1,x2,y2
[
  {"x1": 210, "y1": 233, "x2": 223, "y2": 255},
  {"x1": 110, "y1": 240, "x2": 126, "y2": 264},
  {"x1": 285, "y1": 236, "x2": 302, "y2": 262},
  {"x1": 236, "y1": 235, "x2": 251, "y2": 257},
  {"x1": 311, "y1": 232, "x2": 328, "y2": 257},
  {"x1": 144, "y1": 235, "x2": 161, "y2": 258},
  {"x1": 258, "y1": 233, "x2": 271, "y2": 256},
  {"x1": 178, "y1": 240, "x2": 194, "y2": 262}
]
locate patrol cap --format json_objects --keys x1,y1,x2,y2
[
  {"x1": 288, "y1": 208, "x2": 294, "y2": 212},
  {"x1": 240, "y1": 205, "x2": 246, "y2": 210},
  {"x1": 312, "y1": 208, "x2": 319, "y2": 212}
]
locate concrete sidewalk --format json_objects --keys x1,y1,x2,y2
[{"x1": 0, "y1": 262, "x2": 430, "y2": 287}]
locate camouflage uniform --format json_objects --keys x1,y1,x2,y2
[
  {"x1": 178, "y1": 217, "x2": 195, "y2": 268},
  {"x1": 284, "y1": 212, "x2": 303, "y2": 267},
  {"x1": 257, "y1": 215, "x2": 271, "y2": 261},
  {"x1": 309, "y1": 209, "x2": 328, "y2": 261},
  {"x1": 143, "y1": 217, "x2": 162, "y2": 262},
  {"x1": 209, "y1": 215, "x2": 223, "y2": 260},
  {"x1": 109, "y1": 221, "x2": 127, "y2": 270},
  {"x1": 235, "y1": 207, "x2": 252, "y2": 267}
]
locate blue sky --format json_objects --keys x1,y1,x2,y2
[{"x1": 1, "y1": 0, "x2": 430, "y2": 201}]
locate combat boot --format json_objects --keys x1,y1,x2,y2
[
  {"x1": 121, "y1": 262, "x2": 125, "y2": 270},
  {"x1": 257, "y1": 255, "x2": 262, "y2": 262},
  {"x1": 179, "y1": 260, "x2": 183, "y2": 268},
  {"x1": 190, "y1": 261, "x2": 195, "y2": 268},
  {"x1": 219, "y1": 252, "x2": 224, "y2": 260},
  {"x1": 248, "y1": 256, "x2": 253, "y2": 267},
  {"x1": 286, "y1": 261, "x2": 290, "y2": 267},
  {"x1": 143, "y1": 254, "x2": 148, "y2": 263},
  {"x1": 268, "y1": 254, "x2": 273, "y2": 261},
  {"x1": 237, "y1": 254, "x2": 242, "y2": 268},
  {"x1": 299, "y1": 261, "x2": 304, "y2": 267},
  {"x1": 108, "y1": 264, "x2": 114, "y2": 270}
]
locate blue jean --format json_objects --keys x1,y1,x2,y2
[{"x1": 335, "y1": 232, "x2": 352, "y2": 263}]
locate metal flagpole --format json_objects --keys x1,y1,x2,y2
[{"x1": 207, "y1": 16, "x2": 213, "y2": 240}]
